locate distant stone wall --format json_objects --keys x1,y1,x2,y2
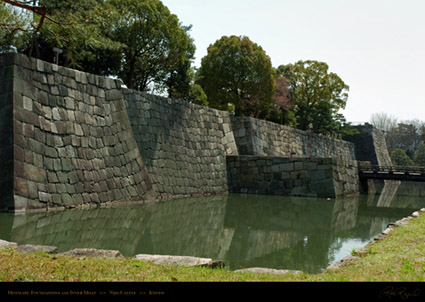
[
  {"x1": 1, "y1": 53, "x2": 153, "y2": 212},
  {"x1": 231, "y1": 116, "x2": 356, "y2": 160},
  {"x1": 344, "y1": 124, "x2": 392, "y2": 166},
  {"x1": 124, "y1": 90, "x2": 238, "y2": 198},
  {"x1": 226, "y1": 156, "x2": 359, "y2": 198}
]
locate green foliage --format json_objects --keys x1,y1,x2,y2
[
  {"x1": 276, "y1": 60, "x2": 349, "y2": 135},
  {"x1": 377, "y1": 118, "x2": 425, "y2": 166},
  {"x1": 261, "y1": 105, "x2": 296, "y2": 126},
  {"x1": 391, "y1": 148, "x2": 414, "y2": 166},
  {"x1": 196, "y1": 35, "x2": 276, "y2": 117},
  {"x1": 5, "y1": 0, "x2": 195, "y2": 100},
  {"x1": 10, "y1": 0, "x2": 122, "y2": 69},
  {"x1": 414, "y1": 144, "x2": 425, "y2": 166},
  {"x1": 186, "y1": 83, "x2": 208, "y2": 106},
  {"x1": 0, "y1": 2, "x2": 31, "y2": 53},
  {"x1": 167, "y1": 65, "x2": 208, "y2": 106},
  {"x1": 257, "y1": 76, "x2": 296, "y2": 126},
  {"x1": 386, "y1": 122, "x2": 424, "y2": 156},
  {"x1": 3, "y1": 1, "x2": 357, "y2": 130},
  {"x1": 107, "y1": 0, "x2": 195, "y2": 94}
]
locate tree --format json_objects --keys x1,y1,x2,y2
[
  {"x1": 390, "y1": 148, "x2": 414, "y2": 166},
  {"x1": 370, "y1": 112, "x2": 398, "y2": 133},
  {"x1": 168, "y1": 66, "x2": 208, "y2": 106},
  {"x1": 386, "y1": 123, "x2": 420, "y2": 156},
  {"x1": 37, "y1": 0, "x2": 122, "y2": 69},
  {"x1": 272, "y1": 77, "x2": 291, "y2": 110},
  {"x1": 1, "y1": 0, "x2": 122, "y2": 69},
  {"x1": 414, "y1": 144, "x2": 425, "y2": 166},
  {"x1": 276, "y1": 60, "x2": 350, "y2": 135},
  {"x1": 107, "y1": 0, "x2": 195, "y2": 95},
  {"x1": 0, "y1": 1, "x2": 31, "y2": 53},
  {"x1": 262, "y1": 76, "x2": 296, "y2": 126},
  {"x1": 3, "y1": 0, "x2": 196, "y2": 100},
  {"x1": 196, "y1": 35, "x2": 275, "y2": 117}
]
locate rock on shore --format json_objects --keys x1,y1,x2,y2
[{"x1": 134, "y1": 254, "x2": 225, "y2": 268}]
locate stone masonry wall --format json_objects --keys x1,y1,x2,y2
[
  {"x1": 124, "y1": 90, "x2": 238, "y2": 198},
  {"x1": 0, "y1": 54, "x2": 393, "y2": 211},
  {"x1": 231, "y1": 116, "x2": 356, "y2": 160},
  {"x1": 226, "y1": 156, "x2": 359, "y2": 198},
  {"x1": 0, "y1": 55, "x2": 14, "y2": 209},
  {"x1": 2, "y1": 53, "x2": 153, "y2": 212},
  {"x1": 344, "y1": 124, "x2": 392, "y2": 166}
]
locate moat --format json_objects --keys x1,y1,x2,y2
[{"x1": 1, "y1": 181, "x2": 424, "y2": 274}]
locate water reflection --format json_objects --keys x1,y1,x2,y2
[{"x1": 0, "y1": 182, "x2": 424, "y2": 273}]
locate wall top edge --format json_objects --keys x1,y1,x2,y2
[
  {"x1": 1, "y1": 53, "x2": 231, "y2": 116},
  {"x1": 226, "y1": 155, "x2": 357, "y2": 162},
  {"x1": 0, "y1": 52, "x2": 123, "y2": 87},
  {"x1": 0, "y1": 53, "x2": 366, "y2": 151}
]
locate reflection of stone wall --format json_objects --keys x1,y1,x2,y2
[
  {"x1": 226, "y1": 156, "x2": 359, "y2": 198},
  {"x1": 373, "y1": 181, "x2": 425, "y2": 209},
  {"x1": 135, "y1": 195, "x2": 228, "y2": 258},
  {"x1": 7, "y1": 195, "x2": 229, "y2": 258},
  {"x1": 8, "y1": 204, "x2": 152, "y2": 256},
  {"x1": 331, "y1": 197, "x2": 359, "y2": 233},
  {"x1": 4, "y1": 194, "x2": 355, "y2": 272},
  {"x1": 124, "y1": 91, "x2": 237, "y2": 198},
  {"x1": 231, "y1": 116, "x2": 356, "y2": 159},
  {"x1": 4, "y1": 193, "x2": 413, "y2": 272}
]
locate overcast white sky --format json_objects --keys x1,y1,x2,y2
[{"x1": 161, "y1": 0, "x2": 425, "y2": 124}]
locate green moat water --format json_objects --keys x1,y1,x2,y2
[{"x1": 1, "y1": 181, "x2": 424, "y2": 273}]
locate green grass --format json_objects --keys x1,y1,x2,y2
[{"x1": 1, "y1": 212, "x2": 425, "y2": 282}]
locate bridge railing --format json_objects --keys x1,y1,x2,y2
[{"x1": 358, "y1": 164, "x2": 425, "y2": 175}]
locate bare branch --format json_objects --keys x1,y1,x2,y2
[
  {"x1": 1, "y1": 0, "x2": 72, "y2": 26},
  {"x1": 2, "y1": 0, "x2": 45, "y2": 15}
]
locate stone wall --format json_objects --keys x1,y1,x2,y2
[
  {"x1": 0, "y1": 55, "x2": 14, "y2": 210},
  {"x1": 0, "y1": 54, "x2": 395, "y2": 211},
  {"x1": 226, "y1": 156, "x2": 359, "y2": 198},
  {"x1": 1, "y1": 53, "x2": 153, "y2": 212},
  {"x1": 123, "y1": 90, "x2": 238, "y2": 198},
  {"x1": 344, "y1": 124, "x2": 392, "y2": 166},
  {"x1": 231, "y1": 116, "x2": 356, "y2": 160}
]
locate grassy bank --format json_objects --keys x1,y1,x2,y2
[{"x1": 1, "y1": 212, "x2": 425, "y2": 282}]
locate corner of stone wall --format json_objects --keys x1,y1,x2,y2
[
  {"x1": 0, "y1": 53, "x2": 16, "y2": 211},
  {"x1": 2, "y1": 53, "x2": 155, "y2": 212},
  {"x1": 344, "y1": 124, "x2": 392, "y2": 167},
  {"x1": 371, "y1": 127, "x2": 393, "y2": 166},
  {"x1": 230, "y1": 116, "x2": 259, "y2": 155},
  {"x1": 123, "y1": 90, "x2": 238, "y2": 198},
  {"x1": 331, "y1": 158, "x2": 360, "y2": 198}
]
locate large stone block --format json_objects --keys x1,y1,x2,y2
[{"x1": 23, "y1": 163, "x2": 47, "y2": 183}]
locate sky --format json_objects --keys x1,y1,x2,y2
[{"x1": 161, "y1": 0, "x2": 425, "y2": 124}]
